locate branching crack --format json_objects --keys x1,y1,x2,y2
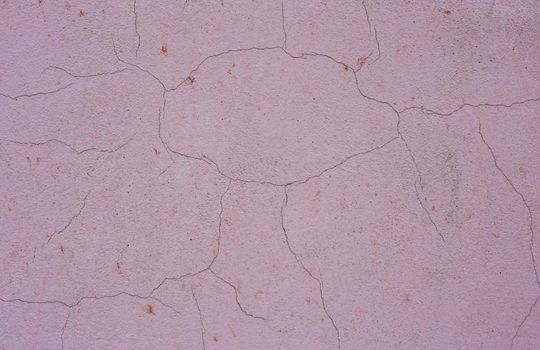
[
  {"x1": 147, "y1": 180, "x2": 231, "y2": 296},
  {"x1": 478, "y1": 119, "x2": 540, "y2": 287},
  {"x1": 280, "y1": 187, "x2": 341, "y2": 349},
  {"x1": 113, "y1": 40, "x2": 167, "y2": 91}
]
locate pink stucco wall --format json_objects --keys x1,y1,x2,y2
[{"x1": 1, "y1": 1, "x2": 540, "y2": 349}]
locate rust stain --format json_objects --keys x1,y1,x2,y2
[
  {"x1": 402, "y1": 294, "x2": 412, "y2": 304},
  {"x1": 79, "y1": 9, "x2": 85, "y2": 17},
  {"x1": 115, "y1": 261, "x2": 127, "y2": 277},
  {"x1": 160, "y1": 45, "x2": 168, "y2": 56},
  {"x1": 356, "y1": 57, "x2": 367, "y2": 69},
  {"x1": 443, "y1": 9, "x2": 452, "y2": 15},
  {"x1": 145, "y1": 304, "x2": 155, "y2": 314},
  {"x1": 187, "y1": 75, "x2": 196, "y2": 85},
  {"x1": 38, "y1": 0, "x2": 43, "y2": 5},
  {"x1": 234, "y1": 279, "x2": 242, "y2": 291}
]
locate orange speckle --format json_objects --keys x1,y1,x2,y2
[
  {"x1": 79, "y1": 9, "x2": 85, "y2": 17},
  {"x1": 153, "y1": 147, "x2": 159, "y2": 155},
  {"x1": 212, "y1": 336, "x2": 219, "y2": 342},
  {"x1": 65, "y1": 3, "x2": 71, "y2": 10},
  {"x1": 255, "y1": 290, "x2": 264, "y2": 299},
  {"x1": 26, "y1": 156, "x2": 31, "y2": 163},
  {"x1": 519, "y1": 166, "x2": 527, "y2": 175},
  {"x1": 38, "y1": 0, "x2": 43, "y2": 5},
  {"x1": 357, "y1": 57, "x2": 366, "y2": 69},
  {"x1": 402, "y1": 294, "x2": 412, "y2": 304},
  {"x1": 314, "y1": 189, "x2": 321, "y2": 199},
  {"x1": 256, "y1": 105, "x2": 261, "y2": 111},
  {"x1": 115, "y1": 261, "x2": 127, "y2": 277},
  {"x1": 60, "y1": 245, "x2": 65, "y2": 253},
  {"x1": 443, "y1": 9, "x2": 451, "y2": 15},
  {"x1": 187, "y1": 75, "x2": 196, "y2": 85},
  {"x1": 235, "y1": 279, "x2": 242, "y2": 290},
  {"x1": 146, "y1": 304, "x2": 154, "y2": 314},
  {"x1": 160, "y1": 45, "x2": 168, "y2": 56}
]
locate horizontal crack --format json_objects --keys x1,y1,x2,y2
[{"x1": 0, "y1": 84, "x2": 73, "y2": 101}]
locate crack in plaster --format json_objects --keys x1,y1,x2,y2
[
  {"x1": 478, "y1": 119, "x2": 540, "y2": 287},
  {"x1": 2, "y1": 135, "x2": 134, "y2": 156},
  {"x1": 3, "y1": 4, "x2": 540, "y2": 347},
  {"x1": 0, "y1": 84, "x2": 73, "y2": 101},
  {"x1": 191, "y1": 287, "x2": 207, "y2": 350},
  {"x1": 47, "y1": 192, "x2": 90, "y2": 244},
  {"x1": 133, "y1": 0, "x2": 141, "y2": 56},
  {"x1": 209, "y1": 269, "x2": 267, "y2": 321},
  {"x1": 280, "y1": 186, "x2": 341, "y2": 349}
]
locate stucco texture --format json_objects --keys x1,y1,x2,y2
[{"x1": 1, "y1": 1, "x2": 540, "y2": 349}]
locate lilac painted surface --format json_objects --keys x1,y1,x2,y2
[{"x1": 1, "y1": 1, "x2": 540, "y2": 349}]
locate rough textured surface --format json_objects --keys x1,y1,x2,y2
[{"x1": 1, "y1": 1, "x2": 539, "y2": 349}]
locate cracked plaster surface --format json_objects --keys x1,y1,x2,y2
[{"x1": 1, "y1": 0, "x2": 540, "y2": 349}]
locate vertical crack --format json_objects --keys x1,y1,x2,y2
[
  {"x1": 280, "y1": 186, "x2": 341, "y2": 349},
  {"x1": 191, "y1": 287, "x2": 207, "y2": 350},
  {"x1": 478, "y1": 119, "x2": 540, "y2": 287},
  {"x1": 208, "y1": 180, "x2": 232, "y2": 269},
  {"x1": 281, "y1": 0, "x2": 287, "y2": 50},
  {"x1": 60, "y1": 310, "x2": 71, "y2": 350},
  {"x1": 133, "y1": 0, "x2": 141, "y2": 56},
  {"x1": 362, "y1": 0, "x2": 372, "y2": 34}
]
